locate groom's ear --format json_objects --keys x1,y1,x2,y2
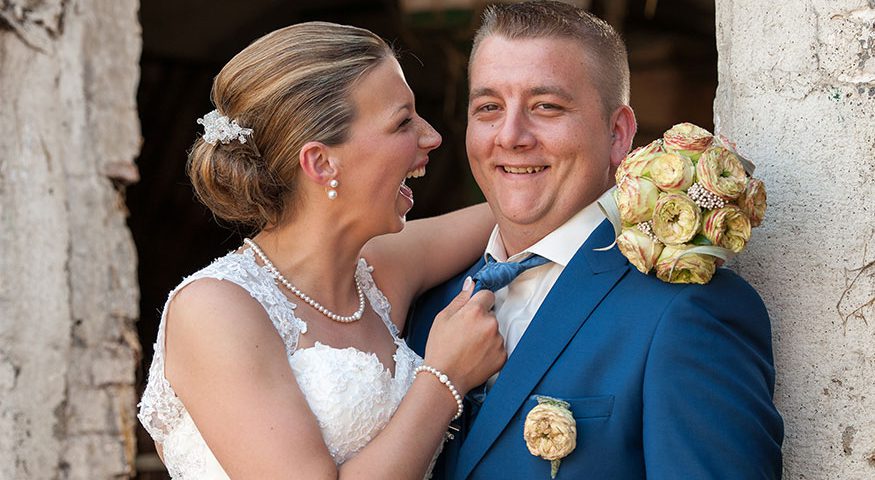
[
  {"x1": 299, "y1": 141, "x2": 338, "y2": 184},
  {"x1": 608, "y1": 105, "x2": 637, "y2": 169}
]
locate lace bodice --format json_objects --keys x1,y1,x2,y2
[{"x1": 137, "y1": 249, "x2": 424, "y2": 479}]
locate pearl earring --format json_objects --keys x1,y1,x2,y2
[{"x1": 327, "y1": 179, "x2": 339, "y2": 200}]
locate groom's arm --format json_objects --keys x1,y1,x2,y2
[{"x1": 642, "y1": 270, "x2": 784, "y2": 479}]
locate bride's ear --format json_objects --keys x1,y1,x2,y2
[{"x1": 299, "y1": 141, "x2": 339, "y2": 185}]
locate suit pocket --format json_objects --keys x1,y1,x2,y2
[{"x1": 525, "y1": 394, "x2": 614, "y2": 420}]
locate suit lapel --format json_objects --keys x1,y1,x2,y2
[{"x1": 455, "y1": 220, "x2": 629, "y2": 480}]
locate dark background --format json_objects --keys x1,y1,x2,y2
[{"x1": 128, "y1": 0, "x2": 717, "y2": 476}]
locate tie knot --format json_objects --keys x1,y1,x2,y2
[{"x1": 471, "y1": 254, "x2": 550, "y2": 293}]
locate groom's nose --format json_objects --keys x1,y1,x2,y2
[{"x1": 495, "y1": 107, "x2": 536, "y2": 151}]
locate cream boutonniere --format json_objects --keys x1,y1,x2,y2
[{"x1": 523, "y1": 396, "x2": 577, "y2": 478}]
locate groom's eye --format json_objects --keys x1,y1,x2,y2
[
  {"x1": 397, "y1": 117, "x2": 412, "y2": 129},
  {"x1": 473, "y1": 103, "x2": 500, "y2": 114}
]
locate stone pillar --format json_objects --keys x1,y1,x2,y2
[
  {"x1": 715, "y1": 1, "x2": 875, "y2": 477},
  {"x1": 0, "y1": 0, "x2": 141, "y2": 478}
]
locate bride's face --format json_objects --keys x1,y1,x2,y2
[{"x1": 331, "y1": 58, "x2": 441, "y2": 236}]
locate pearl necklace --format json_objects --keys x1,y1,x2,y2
[{"x1": 244, "y1": 238, "x2": 365, "y2": 323}]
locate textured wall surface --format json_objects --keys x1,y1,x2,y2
[
  {"x1": 715, "y1": 1, "x2": 875, "y2": 477},
  {"x1": 0, "y1": 0, "x2": 141, "y2": 478}
]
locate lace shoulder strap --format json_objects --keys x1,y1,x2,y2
[
  {"x1": 160, "y1": 248, "x2": 306, "y2": 357},
  {"x1": 138, "y1": 249, "x2": 306, "y2": 442},
  {"x1": 355, "y1": 258, "x2": 400, "y2": 339}
]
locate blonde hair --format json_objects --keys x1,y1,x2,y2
[
  {"x1": 470, "y1": 1, "x2": 630, "y2": 116},
  {"x1": 188, "y1": 22, "x2": 394, "y2": 228}
]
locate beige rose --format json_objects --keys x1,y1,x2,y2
[
  {"x1": 615, "y1": 177, "x2": 660, "y2": 225},
  {"x1": 616, "y1": 139, "x2": 663, "y2": 184},
  {"x1": 655, "y1": 245, "x2": 717, "y2": 284},
  {"x1": 651, "y1": 193, "x2": 702, "y2": 245},
  {"x1": 696, "y1": 145, "x2": 747, "y2": 200},
  {"x1": 702, "y1": 205, "x2": 752, "y2": 253},
  {"x1": 663, "y1": 122, "x2": 713, "y2": 160},
  {"x1": 617, "y1": 227, "x2": 664, "y2": 274},
  {"x1": 524, "y1": 399, "x2": 577, "y2": 478},
  {"x1": 737, "y1": 177, "x2": 767, "y2": 227},
  {"x1": 647, "y1": 152, "x2": 695, "y2": 192}
]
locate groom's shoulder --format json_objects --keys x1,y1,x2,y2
[{"x1": 613, "y1": 265, "x2": 767, "y2": 316}]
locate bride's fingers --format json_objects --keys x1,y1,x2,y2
[
  {"x1": 466, "y1": 289, "x2": 496, "y2": 313},
  {"x1": 436, "y1": 277, "x2": 475, "y2": 320}
]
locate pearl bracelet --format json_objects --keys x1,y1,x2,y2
[{"x1": 414, "y1": 365, "x2": 464, "y2": 420}]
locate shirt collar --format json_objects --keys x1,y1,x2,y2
[{"x1": 484, "y1": 199, "x2": 607, "y2": 267}]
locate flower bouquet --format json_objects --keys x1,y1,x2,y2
[{"x1": 599, "y1": 123, "x2": 767, "y2": 284}]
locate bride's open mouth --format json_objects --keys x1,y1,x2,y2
[{"x1": 399, "y1": 163, "x2": 427, "y2": 206}]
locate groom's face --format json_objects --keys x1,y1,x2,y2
[{"x1": 466, "y1": 35, "x2": 618, "y2": 249}]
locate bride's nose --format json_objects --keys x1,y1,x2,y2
[{"x1": 418, "y1": 118, "x2": 442, "y2": 150}]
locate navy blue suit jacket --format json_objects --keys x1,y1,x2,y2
[{"x1": 406, "y1": 219, "x2": 783, "y2": 479}]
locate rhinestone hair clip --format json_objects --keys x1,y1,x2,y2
[{"x1": 196, "y1": 110, "x2": 253, "y2": 145}]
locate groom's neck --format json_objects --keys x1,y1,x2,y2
[{"x1": 497, "y1": 223, "x2": 551, "y2": 258}]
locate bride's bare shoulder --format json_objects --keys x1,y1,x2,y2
[
  {"x1": 170, "y1": 277, "x2": 267, "y2": 325},
  {"x1": 164, "y1": 278, "x2": 283, "y2": 378}
]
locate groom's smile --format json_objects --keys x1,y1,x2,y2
[{"x1": 500, "y1": 165, "x2": 548, "y2": 174}]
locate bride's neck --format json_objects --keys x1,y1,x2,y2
[{"x1": 250, "y1": 208, "x2": 365, "y2": 310}]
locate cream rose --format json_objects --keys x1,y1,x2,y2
[
  {"x1": 702, "y1": 205, "x2": 752, "y2": 253},
  {"x1": 737, "y1": 177, "x2": 767, "y2": 227},
  {"x1": 663, "y1": 122, "x2": 713, "y2": 160},
  {"x1": 524, "y1": 398, "x2": 577, "y2": 479},
  {"x1": 696, "y1": 145, "x2": 747, "y2": 200},
  {"x1": 651, "y1": 193, "x2": 702, "y2": 245},
  {"x1": 615, "y1": 177, "x2": 660, "y2": 225},
  {"x1": 617, "y1": 227, "x2": 664, "y2": 274},
  {"x1": 647, "y1": 152, "x2": 695, "y2": 192},
  {"x1": 616, "y1": 139, "x2": 663, "y2": 184},
  {"x1": 655, "y1": 245, "x2": 717, "y2": 284}
]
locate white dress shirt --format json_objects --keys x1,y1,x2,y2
[{"x1": 484, "y1": 201, "x2": 606, "y2": 388}]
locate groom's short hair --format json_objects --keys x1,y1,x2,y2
[{"x1": 470, "y1": 0, "x2": 630, "y2": 117}]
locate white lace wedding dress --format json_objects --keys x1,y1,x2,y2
[{"x1": 138, "y1": 248, "x2": 428, "y2": 479}]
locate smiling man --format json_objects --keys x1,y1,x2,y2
[{"x1": 407, "y1": 1, "x2": 784, "y2": 479}]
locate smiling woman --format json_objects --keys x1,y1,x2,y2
[
  {"x1": 316, "y1": 57, "x2": 441, "y2": 237},
  {"x1": 136, "y1": 20, "x2": 503, "y2": 480}
]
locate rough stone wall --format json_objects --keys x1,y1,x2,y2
[
  {"x1": 715, "y1": 1, "x2": 875, "y2": 478},
  {"x1": 0, "y1": 0, "x2": 141, "y2": 478}
]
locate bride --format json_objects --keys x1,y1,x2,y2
[{"x1": 138, "y1": 21, "x2": 505, "y2": 479}]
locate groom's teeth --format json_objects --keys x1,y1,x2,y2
[
  {"x1": 406, "y1": 166, "x2": 426, "y2": 179},
  {"x1": 503, "y1": 166, "x2": 545, "y2": 174}
]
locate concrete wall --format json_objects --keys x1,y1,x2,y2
[
  {"x1": 715, "y1": 1, "x2": 875, "y2": 478},
  {"x1": 0, "y1": 0, "x2": 141, "y2": 478}
]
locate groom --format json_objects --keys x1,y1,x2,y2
[{"x1": 407, "y1": 2, "x2": 784, "y2": 479}]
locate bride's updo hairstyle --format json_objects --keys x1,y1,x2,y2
[{"x1": 187, "y1": 22, "x2": 394, "y2": 228}]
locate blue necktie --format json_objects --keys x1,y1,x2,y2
[
  {"x1": 471, "y1": 254, "x2": 550, "y2": 294},
  {"x1": 463, "y1": 253, "x2": 550, "y2": 429}
]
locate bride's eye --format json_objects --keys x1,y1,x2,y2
[{"x1": 398, "y1": 117, "x2": 413, "y2": 129}]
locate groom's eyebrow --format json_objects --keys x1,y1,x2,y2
[
  {"x1": 469, "y1": 87, "x2": 499, "y2": 102},
  {"x1": 530, "y1": 86, "x2": 573, "y2": 101},
  {"x1": 468, "y1": 86, "x2": 574, "y2": 103}
]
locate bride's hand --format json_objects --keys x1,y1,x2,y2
[{"x1": 423, "y1": 278, "x2": 506, "y2": 395}]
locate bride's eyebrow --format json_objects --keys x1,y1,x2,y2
[{"x1": 388, "y1": 103, "x2": 413, "y2": 120}]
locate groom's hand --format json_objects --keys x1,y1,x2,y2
[{"x1": 423, "y1": 277, "x2": 506, "y2": 395}]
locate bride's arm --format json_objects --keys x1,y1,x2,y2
[
  {"x1": 363, "y1": 202, "x2": 494, "y2": 302},
  {"x1": 165, "y1": 276, "x2": 502, "y2": 480}
]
